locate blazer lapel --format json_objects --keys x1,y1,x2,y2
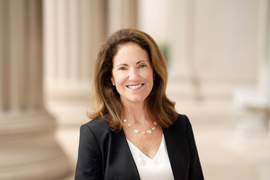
[
  {"x1": 163, "y1": 127, "x2": 189, "y2": 180},
  {"x1": 119, "y1": 130, "x2": 141, "y2": 179},
  {"x1": 108, "y1": 130, "x2": 141, "y2": 180}
]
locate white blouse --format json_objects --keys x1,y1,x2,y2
[{"x1": 126, "y1": 134, "x2": 174, "y2": 180}]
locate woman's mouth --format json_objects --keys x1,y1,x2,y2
[{"x1": 126, "y1": 83, "x2": 144, "y2": 89}]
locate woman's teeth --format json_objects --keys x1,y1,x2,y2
[{"x1": 127, "y1": 84, "x2": 143, "y2": 89}]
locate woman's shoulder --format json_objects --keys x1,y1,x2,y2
[
  {"x1": 81, "y1": 118, "x2": 111, "y2": 134},
  {"x1": 170, "y1": 113, "x2": 191, "y2": 129},
  {"x1": 83, "y1": 118, "x2": 107, "y2": 127}
]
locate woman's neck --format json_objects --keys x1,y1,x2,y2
[{"x1": 122, "y1": 101, "x2": 151, "y2": 125}]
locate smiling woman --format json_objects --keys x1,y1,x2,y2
[
  {"x1": 88, "y1": 29, "x2": 177, "y2": 132},
  {"x1": 111, "y1": 42, "x2": 154, "y2": 105},
  {"x1": 75, "y1": 29, "x2": 204, "y2": 180}
]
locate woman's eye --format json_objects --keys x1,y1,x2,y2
[
  {"x1": 140, "y1": 64, "x2": 147, "y2": 68},
  {"x1": 119, "y1": 67, "x2": 126, "y2": 70}
]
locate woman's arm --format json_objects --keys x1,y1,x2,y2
[{"x1": 75, "y1": 124, "x2": 103, "y2": 180}]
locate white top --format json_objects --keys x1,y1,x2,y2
[{"x1": 126, "y1": 134, "x2": 174, "y2": 180}]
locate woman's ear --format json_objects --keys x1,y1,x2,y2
[{"x1": 111, "y1": 77, "x2": 115, "y2": 86}]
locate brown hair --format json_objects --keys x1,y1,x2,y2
[{"x1": 88, "y1": 28, "x2": 178, "y2": 131}]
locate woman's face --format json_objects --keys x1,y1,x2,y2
[{"x1": 111, "y1": 42, "x2": 154, "y2": 106}]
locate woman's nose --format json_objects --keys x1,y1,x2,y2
[{"x1": 128, "y1": 69, "x2": 140, "y2": 81}]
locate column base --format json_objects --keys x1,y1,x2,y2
[
  {"x1": 233, "y1": 88, "x2": 269, "y2": 133},
  {"x1": 0, "y1": 111, "x2": 71, "y2": 180}
]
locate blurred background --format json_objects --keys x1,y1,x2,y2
[{"x1": 1, "y1": 0, "x2": 270, "y2": 179}]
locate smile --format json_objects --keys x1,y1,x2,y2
[{"x1": 126, "y1": 83, "x2": 144, "y2": 89}]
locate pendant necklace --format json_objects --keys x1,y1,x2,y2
[{"x1": 123, "y1": 119, "x2": 158, "y2": 135}]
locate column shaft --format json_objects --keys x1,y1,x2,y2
[
  {"x1": 68, "y1": 0, "x2": 80, "y2": 81},
  {"x1": 44, "y1": 0, "x2": 106, "y2": 89},
  {"x1": 168, "y1": 0, "x2": 202, "y2": 100},
  {"x1": 9, "y1": 0, "x2": 21, "y2": 112},
  {"x1": 107, "y1": 0, "x2": 137, "y2": 35},
  {"x1": 43, "y1": 0, "x2": 57, "y2": 82},
  {"x1": 0, "y1": 1, "x2": 71, "y2": 179},
  {"x1": 233, "y1": 0, "x2": 270, "y2": 133},
  {"x1": 28, "y1": 0, "x2": 43, "y2": 110},
  {"x1": 80, "y1": 0, "x2": 93, "y2": 80},
  {"x1": 0, "y1": 0, "x2": 10, "y2": 112},
  {"x1": 56, "y1": 0, "x2": 69, "y2": 81}
]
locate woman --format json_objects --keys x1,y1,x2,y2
[{"x1": 75, "y1": 29, "x2": 204, "y2": 180}]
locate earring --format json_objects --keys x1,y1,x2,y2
[{"x1": 112, "y1": 84, "x2": 115, "y2": 86}]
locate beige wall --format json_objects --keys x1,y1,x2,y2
[{"x1": 194, "y1": 0, "x2": 259, "y2": 83}]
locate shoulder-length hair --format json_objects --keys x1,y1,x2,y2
[{"x1": 88, "y1": 28, "x2": 178, "y2": 132}]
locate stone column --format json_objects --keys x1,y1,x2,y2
[
  {"x1": 43, "y1": 0, "x2": 107, "y2": 126},
  {"x1": 44, "y1": 0, "x2": 106, "y2": 92},
  {"x1": 107, "y1": 0, "x2": 137, "y2": 35},
  {"x1": 261, "y1": 0, "x2": 270, "y2": 135},
  {"x1": 233, "y1": 0, "x2": 270, "y2": 133},
  {"x1": 0, "y1": 0, "x2": 70, "y2": 179},
  {"x1": 167, "y1": 0, "x2": 202, "y2": 101}
]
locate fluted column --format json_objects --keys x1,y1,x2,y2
[
  {"x1": 107, "y1": 0, "x2": 137, "y2": 35},
  {"x1": 258, "y1": 0, "x2": 270, "y2": 99},
  {"x1": 167, "y1": 0, "x2": 202, "y2": 101},
  {"x1": 233, "y1": 0, "x2": 270, "y2": 133},
  {"x1": 44, "y1": 0, "x2": 106, "y2": 92},
  {"x1": 0, "y1": 0, "x2": 70, "y2": 179},
  {"x1": 43, "y1": 0, "x2": 106, "y2": 126},
  {"x1": 260, "y1": 0, "x2": 270, "y2": 134}
]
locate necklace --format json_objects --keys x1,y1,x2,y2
[{"x1": 123, "y1": 119, "x2": 158, "y2": 135}]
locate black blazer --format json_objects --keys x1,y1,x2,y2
[{"x1": 75, "y1": 114, "x2": 204, "y2": 180}]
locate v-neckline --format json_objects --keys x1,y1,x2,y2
[{"x1": 126, "y1": 134, "x2": 164, "y2": 160}]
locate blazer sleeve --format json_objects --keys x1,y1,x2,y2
[
  {"x1": 75, "y1": 124, "x2": 103, "y2": 180},
  {"x1": 184, "y1": 115, "x2": 204, "y2": 180}
]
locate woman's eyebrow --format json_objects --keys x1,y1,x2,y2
[
  {"x1": 136, "y1": 60, "x2": 148, "y2": 64},
  {"x1": 115, "y1": 60, "x2": 148, "y2": 67},
  {"x1": 116, "y1": 63, "x2": 128, "y2": 67}
]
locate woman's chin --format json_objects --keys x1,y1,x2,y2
[{"x1": 121, "y1": 97, "x2": 147, "y2": 105}]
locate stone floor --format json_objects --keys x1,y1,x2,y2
[{"x1": 47, "y1": 97, "x2": 270, "y2": 180}]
